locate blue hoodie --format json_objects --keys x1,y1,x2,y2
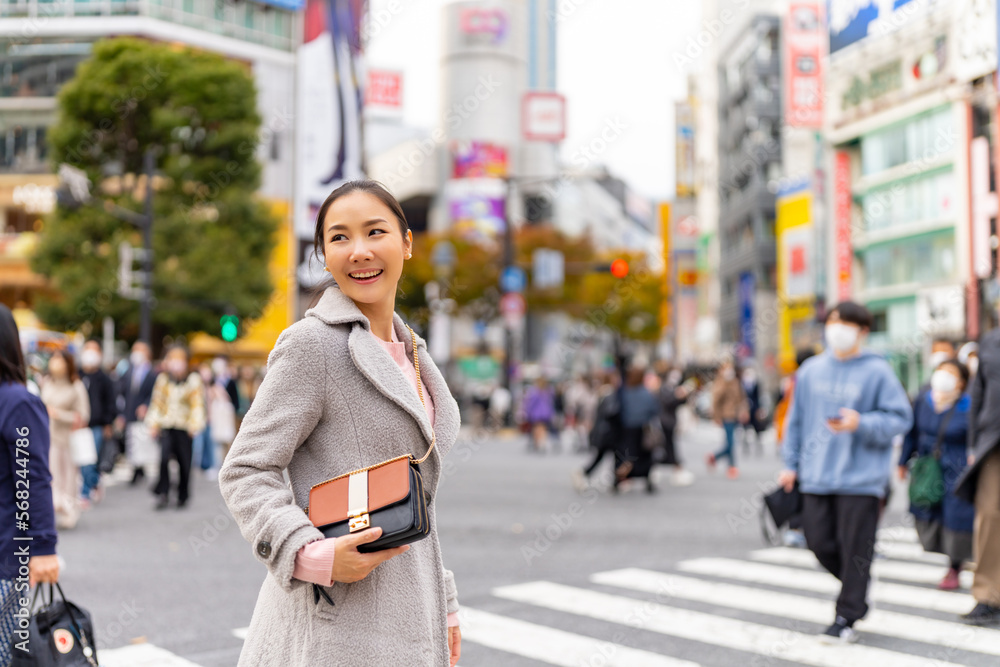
[{"x1": 783, "y1": 349, "x2": 913, "y2": 497}]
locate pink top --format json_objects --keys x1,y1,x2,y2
[{"x1": 293, "y1": 327, "x2": 456, "y2": 626}]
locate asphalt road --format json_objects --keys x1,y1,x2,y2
[{"x1": 53, "y1": 417, "x2": 994, "y2": 667}]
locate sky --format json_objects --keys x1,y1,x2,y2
[{"x1": 365, "y1": 0, "x2": 705, "y2": 201}]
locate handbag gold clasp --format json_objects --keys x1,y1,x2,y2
[
  {"x1": 347, "y1": 470, "x2": 369, "y2": 532},
  {"x1": 349, "y1": 513, "x2": 370, "y2": 532}
]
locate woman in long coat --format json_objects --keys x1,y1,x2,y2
[
  {"x1": 40, "y1": 349, "x2": 90, "y2": 530},
  {"x1": 899, "y1": 359, "x2": 976, "y2": 590},
  {"x1": 219, "y1": 180, "x2": 462, "y2": 666}
]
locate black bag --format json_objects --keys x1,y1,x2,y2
[
  {"x1": 763, "y1": 482, "x2": 802, "y2": 529},
  {"x1": 11, "y1": 584, "x2": 98, "y2": 667}
]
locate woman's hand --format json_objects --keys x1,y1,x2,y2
[
  {"x1": 330, "y1": 527, "x2": 410, "y2": 583},
  {"x1": 897, "y1": 465, "x2": 908, "y2": 481},
  {"x1": 29, "y1": 555, "x2": 60, "y2": 586},
  {"x1": 448, "y1": 625, "x2": 461, "y2": 666},
  {"x1": 72, "y1": 413, "x2": 84, "y2": 431}
]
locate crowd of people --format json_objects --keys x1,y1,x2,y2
[{"x1": 13, "y1": 319, "x2": 266, "y2": 524}]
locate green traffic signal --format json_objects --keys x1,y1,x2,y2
[{"x1": 220, "y1": 315, "x2": 239, "y2": 342}]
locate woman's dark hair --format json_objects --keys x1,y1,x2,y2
[
  {"x1": 827, "y1": 301, "x2": 873, "y2": 330},
  {"x1": 0, "y1": 304, "x2": 26, "y2": 385},
  {"x1": 937, "y1": 358, "x2": 970, "y2": 391},
  {"x1": 49, "y1": 348, "x2": 78, "y2": 382},
  {"x1": 625, "y1": 366, "x2": 645, "y2": 388},
  {"x1": 312, "y1": 179, "x2": 409, "y2": 262}
]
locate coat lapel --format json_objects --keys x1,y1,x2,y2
[{"x1": 307, "y1": 288, "x2": 458, "y2": 461}]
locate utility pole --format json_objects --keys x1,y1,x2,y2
[
  {"x1": 502, "y1": 177, "x2": 516, "y2": 395},
  {"x1": 139, "y1": 148, "x2": 155, "y2": 345}
]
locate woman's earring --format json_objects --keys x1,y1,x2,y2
[
  {"x1": 405, "y1": 253, "x2": 412, "y2": 259},
  {"x1": 323, "y1": 266, "x2": 330, "y2": 273}
]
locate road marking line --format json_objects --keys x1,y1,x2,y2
[
  {"x1": 875, "y1": 540, "x2": 950, "y2": 564},
  {"x1": 677, "y1": 558, "x2": 974, "y2": 615},
  {"x1": 459, "y1": 607, "x2": 700, "y2": 667},
  {"x1": 877, "y1": 527, "x2": 919, "y2": 543},
  {"x1": 493, "y1": 582, "x2": 969, "y2": 667},
  {"x1": 592, "y1": 568, "x2": 1000, "y2": 657},
  {"x1": 750, "y1": 547, "x2": 974, "y2": 588},
  {"x1": 97, "y1": 643, "x2": 204, "y2": 667}
]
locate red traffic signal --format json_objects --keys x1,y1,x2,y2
[{"x1": 610, "y1": 258, "x2": 629, "y2": 279}]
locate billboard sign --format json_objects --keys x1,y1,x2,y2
[
  {"x1": 522, "y1": 92, "x2": 566, "y2": 142},
  {"x1": 452, "y1": 141, "x2": 508, "y2": 178},
  {"x1": 366, "y1": 69, "x2": 403, "y2": 110},
  {"x1": 739, "y1": 272, "x2": 756, "y2": 356},
  {"x1": 460, "y1": 7, "x2": 508, "y2": 45},
  {"x1": 785, "y1": 2, "x2": 825, "y2": 127},
  {"x1": 446, "y1": 178, "x2": 506, "y2": 242},
  {"x1": 828, "y1": 0, "x2": 920, "y2": 55}
]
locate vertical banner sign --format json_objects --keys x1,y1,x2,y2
[
  {"x1": 739, "y1": 272, "x2": 755, "y2": 356},
  {"x1": 659, "y1": 202, "x2": 671, "y2": 335},
  {"x1": 296, "y1": 0, "x2": 365, "y2": 241},
  {"x1": 784, "y1": 2, "x2": 824, "y2": 128},
  {"x1": 834, "y1": 151, "x2": 853, "y2": 301}
]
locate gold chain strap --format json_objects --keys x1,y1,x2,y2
[{"x1": 408, "y1": 325, "x2": 436, "y2": 465}]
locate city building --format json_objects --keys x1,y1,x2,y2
[
  {"x1": 824, "y1": 0, "x2": 997, "y2": 392},
  {"x1": 0, "y1": 0, "x2": 302, "y2": 355},
  {"x1": 716, "y1": 13, "x2": 782, "y2": 371}
]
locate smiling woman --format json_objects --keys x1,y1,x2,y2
[{"x1": 220, "y1": 180, "x2": 463, "y2": 666}]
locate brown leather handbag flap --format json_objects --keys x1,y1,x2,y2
[{"x1": 308, "y1": 456, "x2": 411, "y2": 527}]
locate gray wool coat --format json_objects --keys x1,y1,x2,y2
[{"x1": 219, "y1": 287, "x2": 462, "y2": 666}]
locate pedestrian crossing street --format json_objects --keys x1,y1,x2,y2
[{"x1": 95, "y1": 527, "x2": 996, "y2": 666}]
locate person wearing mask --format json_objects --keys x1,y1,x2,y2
[
  {"x1": 658, "y1": 367, "x2": 695, "y2": 487},
  {"x1": 898, "y1": 359, "x2": 975, "y2": 591},
  {"x1": 40, "y1": 349, "x2": 90, "y2": 530},
  {"x1": 956, "y1": 326, "x2": 1000, "y2": 626},
  {"x1": 206, "y1": 361, "x2": 238, "y2": 480},
  {"x1": 958, "y1": 342, "x2": 979, "y2": 381},
  {"x1": 928, "y1": 339, "x2": 956, "y2": 375},
  {"x1": 145, "y1": 345, "x2": 206, "y2": 510},
  {"x1": 0, "y1": 305, "x2": 59, "y2": 666},
  {"x1": 78, "y1": 339, "x2": 116, "y2": 507},
  {"x1": 616, "y1": 365, "x2": 661, "y2": 493},
  {"x1": 707, "y1": 360, "x2": 749, "y2": 480},
  {"x1": 779, "y1": 301, "x2": 912, "y2": 644},
  {"x1": 116, "y1": 341, "x2": 159, "y2": 486}
]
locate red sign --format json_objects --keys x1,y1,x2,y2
[
  {"x1": 522, "y1": 92, "x2": 566, "y2": 142},
  {"x1": 451, "y1": 141, "x2": 508, "y2": 178},
  {"x1": 366, "y1": 70, "x2": 403, "y2": 108},
  {"x1": 834, "y1": 151, "x2": 853, "y2": 301},
  {"x1": 784, "y1": 2, "x2": 824, "y2": 128}
]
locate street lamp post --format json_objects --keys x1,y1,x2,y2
[{"x1": 139, "y1": 148, "x2": 155, "y2": 345}]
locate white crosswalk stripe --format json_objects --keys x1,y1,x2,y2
[
  {"x1": 459, "y1": 608, "x2": 701, "y2": 667},
  {"x1": 750, "y1": 546, "x2": 976, "y2": 587},
  {"x1": 677, "y1": 557, "x2": 974, "y2": 614},
  {"x1": 455, "y1": 535, "x2": 991, "y2": 666},
  {"x1": 591, "y1": 568, "x2": 1000, "y2": 658},
  {"x1": 97, "y1": 643, "x2": 204, "y2": 667},
  {"x1": 492, "y1": 581, "x2": 970, "y2": 667}
]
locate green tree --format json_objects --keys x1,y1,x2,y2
[{"x1": 32, "y1": 37, "x2": 278, "y2": 344}]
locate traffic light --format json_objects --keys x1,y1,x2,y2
[
  {"x1": 610, "y1": 258, "x2": 629, "y2": 279},
  {"x1": 220, "y1": 315, "x2": 239, "y2": 342}
]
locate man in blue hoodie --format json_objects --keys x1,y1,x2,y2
[{"x1": 779, "y1": 301, "x2": 912, "y2": 645}]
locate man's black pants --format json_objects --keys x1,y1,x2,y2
[
  {"x1": 154, "y1": 428, "x2": 193, "y2": 505},
  {"x1": 801, "y1": 493, "x2": 880, "y2": 623}
]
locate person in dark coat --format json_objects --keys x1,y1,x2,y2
[
  {"x1": 79, "y1": 339, "x2": 117, "y2": 504},
  {"x1": 116, "y1": 340, "x2": 159, "y2": 485},
  {"x1": 617, "y1": 365, "x2": 660, "y2": 493},
  {"x1": 658, "y1": 368, "x2": 694, "y2": 486},
  {"x1": 898, "y1": 359, "x2": 975, "y2": 591},
  {"x1": 574, "y1": 372, "x2": 622, "y2": 492},
  {"x1": 740, "y1": 366, "x2": 766, "y2": 455},
  {"x1": 0, "y1": 305, "x2": 59, "y2": 666},
  {"x1": 957, "y1": 327, "x2": 1000, "y2": 625}
]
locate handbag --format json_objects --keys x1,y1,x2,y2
[
  {"x1": 306, "y1": 327, "x2": 434, "y2": 602},
  {"x1": 69, "y1": 429, "x2": 97, "y2": 467},
  {"x1": 641, "y1": 419, "x2": 666, "y2": 452},
  {"x1": 11, "y1": 584, "x2": 98, "y2": 667},
  {"x1": 763, "y1": 482, "x2": 802, "y2": 529},
  {"x1": 908, "y1": 405, "x2": 956, "y2": 509}
]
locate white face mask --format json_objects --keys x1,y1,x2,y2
[
  {"x1": 667, "y1": 370, "x2": 682, "y2": 386},
  {"x1": 721, "y1": 368, "x2": 735, "y2": 381},
  {"x1": 825, "y1": 322, "x2": 860, "y2": 353},
  {"x1": 167, "y1": 359, "x2": 187, "y2": 377},
  {"x1": 930, "y1": 369, "x2": 959, "y2": 394},
  {"x1": 929, "y1": 351, "x2": 952, "y2": 369},
  {"x1": 81, "y1": 349, "x2": 101, "y2": 370},
  {"x1": 743, "y1": 370, "x2": 757, "y2": 384},
  {"x1": 130, "y1": 352, "x2": 147, "y2": 367}
]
